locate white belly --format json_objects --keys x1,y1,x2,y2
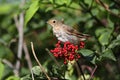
[{"x1": 53, "y1": 28, "x2": 78, "y2": 44}]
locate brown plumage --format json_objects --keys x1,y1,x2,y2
[{"x1": 47, "y1": 19, "x2": 90, "y2": 44}]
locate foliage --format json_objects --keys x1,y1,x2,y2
[{"x1": 0, "y1": 0, "x2": 120, "y2": 80}]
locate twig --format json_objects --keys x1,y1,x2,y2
[
  {"x1": 31, "y1": 42, "x2": 51, "y2": 80},
  {"x1": 23, "y1": 42, "x2": 34, "y2": 80},
  {"x1": 14, "y1": 12, "x2": 24, "y2": 76},
  {"x1": 2, "y1": 59, "x2": 14, "y2": 69},
  {"x1": 89, "y1": 65, "x2": 97, "y2": 80},
  {"x1": 76, "y1": 61, "x2": 86, "y2": 80},
  {"x1": 45, "y1": 48, "x2": 60, "y2": 66},
  {"x1": 14, "y1": 0, "x2": 25, "y2": 76},
  {"x1": 14, "y1": 15, "x2": 19, "y2": 29},
  {"x1": 78, "y1": 0, "x2": 106, "y2": 27},
  {"x1": 95, "y1": 0, "x2": 120, "y2": 18},
  {"x1": 75, "y1": 61, "x2": 81, "y2": 79},
  {"x1": 95, "y1": 0, "x2": 109, "y2": 11}
]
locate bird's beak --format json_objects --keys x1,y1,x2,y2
[{"x1": 46, "y1": 20, "x2": 52, "y2": 27}]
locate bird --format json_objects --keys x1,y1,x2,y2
[{"x1": 47, "y1": 19, "x2": 90, "y2": 45}]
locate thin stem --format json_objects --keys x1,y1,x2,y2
[
  {"x1": 89, "y1": 65, "x2": 97, "y2": 80},
  {"x1": 95, "y1": 0, "x2": 120, "y2": 18},
  {"x1": 79, "y1": 1, "x2": 106, "y2": 27},
  {"x1": 31, "y1": 42, "x2": 51, "y2": 80},
  {"x1": 14, "y1": 0, "x2": 25, "y2": 76},
  {"x1": 2, "y1": 59, "x2": 14, "y2": 69},
  {"x1": 15, "y1": 12, "x2": 24, "y2": 76},
  {"x1": 75, "y1": 61, "x2": 81, "y2": 78},
  {"x1": 23, "y1": 42, "x2": 34, "y2": 80},
  {"x1": 76, "y1": 61, "x2": 86, "y2": 80}
]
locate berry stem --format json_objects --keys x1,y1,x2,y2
[
  {"x1": 89, "y1": 65, "x2": 97, "y2": 80},
  {"x1": 76, "y1": 61, "x2": 86, "y2": 80}
]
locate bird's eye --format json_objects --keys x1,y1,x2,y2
[{"x1": 53, "y1": 20, "x2": 56, "y2": 23}]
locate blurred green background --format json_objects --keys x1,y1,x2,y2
[{"x1": 0, "y1": 0, "x2": 120, "y2": 80}]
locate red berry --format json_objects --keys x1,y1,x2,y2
[{"x1": 50, "y1": 41, "x2": 83, "y2": 64}]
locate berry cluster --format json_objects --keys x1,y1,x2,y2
[{"x1": 50, "y1": 41, "x2": 85, "y2": 64}]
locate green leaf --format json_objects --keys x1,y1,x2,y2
[
  {"x1": 108, "y1": 9, "x2": 120, "y2": 24},
  {"x1": 90, "y1": 56, "x2": 97, "y2": 64},
  {"x1": 78, "y1": 49, "x2": 96, "y2": 64},
  {"x1": 78, "y1": 49, "x2": 94, "y2": 57},
  {"x1": 102, "y1": 49, "x2": 116, "y2": 61},
  {"x1": 49, "y1": 0, "x2": 55, "y2": 4},
  {"x1": 0, "y1": 45, "x2": 14, "y2": 60},
  {"x1": 32, "y1": 66, "x2": 41, "y2": 76},
  {"x1": 69, "y1": 2, "x2": 80, "y2": 9},
  {"x1": 95, "y1": 28, "x2": 112, "y2": 46},
  {"x1": 55, "y1": 0, "x2": 64, "y2": 5},
  {"x1": 108, "y1": 34, "x2": 120, "y2": 48},
  {"x1": 117, "y1": 34, "x2": 120, "y2": 40},
  {"x1": 20, "y1": 75, "x2": 31, "y2": 80},
  {"x1": 45, "y1": 6, "x2": 53, "y2": 12},
  {"x1": 84, "y1": 0, "x2": 93, "y2": 7},
  {"x1": 85, "y1": 20, "x2": 94, "y2": 29},
  {"x1": 107, "y1": 16, "x2": 114, "y2": 28},
  {"x1": 63, "y1": 0, "x2": 72, "y2": 6},
  {"x1": 95, "y1": 28, "x2": 106, "y2": 37},
  {"x1": 25, "y1": 0, "x2": 39, "y2": 25},
  {"x1": 98, "y1": 31, "x2": 111, "y2": 46},
  {"x1": 0, "y1": 4, "x2": 14, "y2": 14},
  {"x1": 55, "y1": 0, "x2": 72, "y2": 6},
  {"x1": 91, "y1": 8, "x2": 99, "y2": 16},
  {"x1": 0, "y1": 62, "x2": 4, "y2": 80},
  {"x1": 6, "y1": 76, "x2": 19, "y2": 80}
]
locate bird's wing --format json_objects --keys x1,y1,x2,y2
[{"x1": 63, "y1": 25, "x2": 90, "y2": 38}]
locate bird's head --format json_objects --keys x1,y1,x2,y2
[{"x1": 47, "y1": 19, "x2": 63, "y2": 28}]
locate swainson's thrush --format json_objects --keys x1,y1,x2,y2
[{"x1": 47, "y1": 19, "x2": 90, "y2": 44}]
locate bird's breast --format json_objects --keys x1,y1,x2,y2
[
  {"x1": 52, "y1": 27, "x2": 79, "y2": 44},
  {"x1": 53, "y1": 27, "x2": 68, "y2": 42}
]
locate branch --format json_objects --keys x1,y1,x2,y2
[
  {"x1": 14, "y1": 0, "x2": 25, "y2": 76},
  {"x1": 76, "y1": 61, "x2": 86, "y2": 80},
  {"x1": 75, "y1": 61, "x2": 81, "y2": 79},
  {"x1": 14, "y1": 15, "x2": 19, "y2": 30},
  {"x1": 78, "y1": 1, "x2": 106, "y2": 27},
  {"x1": 31, "y1": 42, "x2": 51, "y2": 80},
  {"x1": 95, "y1": 0, "x2": 120, "y2": 19},
  {"x1": 89, "y1": 65, "x2": 97, "y2": 80},
  {"x1": 23, "y1": 42, "x2": 34, "y2": 80},
  {"x1": 2, "y1": 59, "x2": 14, "y2": 69}
]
